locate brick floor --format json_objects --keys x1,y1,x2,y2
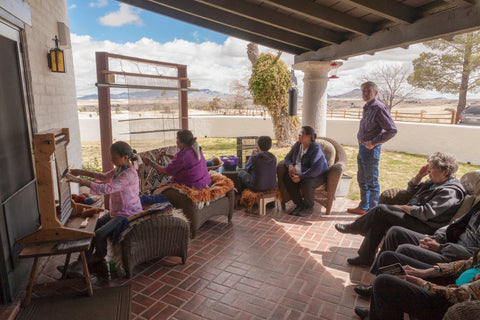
[{"x1": 1, "y1": 197, "x2": 376, "y2": 320}]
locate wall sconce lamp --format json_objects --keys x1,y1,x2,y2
[
  {"x1": 329, "y1": 61, "x2": 339, "y2": 79},
  {"x1": 47, "y1": 36, "x2": 65, "y2": 73}
]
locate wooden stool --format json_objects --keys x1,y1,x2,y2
[
  {"x1": 19, "y1": 238, "x2": 94, "y2": 306},
  {"x1": 257, "y1": 192, "x2": 280, "y2": 216},
  {"x1": 240, "y1": 190, "x2": 280, "y2": 216}
]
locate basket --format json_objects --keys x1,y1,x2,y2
[
  {"x1": 220, "y1": 156, "x2": 238, "y2": 171},
  {"x1": 207, "y1": 157, "x2": 224, "y2": 171}
]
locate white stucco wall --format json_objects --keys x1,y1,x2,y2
[
  {"x1": 79, "y1": 115, "x2": 480, "y2": 165},
  {"x1": 325, "y1": 119, "x2": 480, "y2": 165},
  {"x1": 24, "y1": 0, "x2": 82, "y2": 169}
]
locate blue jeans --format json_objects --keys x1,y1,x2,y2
[
  {"x1": 357, "y1": 144, "x2": 382, "y2": 210},
  {"x1": 86, "y1": 214, "x2": 126, "y2": 261}
]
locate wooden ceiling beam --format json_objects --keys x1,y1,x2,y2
[
  {"x1": 118, "y1": 0, "x2": 308, "y2": 54},
  {"x1": 340, "y1": 0, "x2": 419, "y2": 23},
  {"x1": 147, "y1": 0, "x2": 325, "y2": 50},
  {"x1": 193, "y1": 0, "x2": 345, "y2": 44},
  {"x1": 263, "y1": 0, "x2": 375, "y2": 35},
  {"x1": 295, "y1": 5, "x2": 480, "y2": 62}
]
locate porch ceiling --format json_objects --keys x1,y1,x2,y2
[{"x1": 116, "y1": 0, "x2": 480, "y2": 63}]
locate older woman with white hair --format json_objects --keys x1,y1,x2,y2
[{"x1": 335, "y1": 152, "x2": 467, "y2": 267}]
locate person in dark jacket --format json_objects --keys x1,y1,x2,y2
[
  {"x1": 367, "y1": 200, "x2": 480, "y2": 274},
  {"x1": 237, "y1": 136, "x2": 277, "y2": 194},
  {"x1": 283, "y1": 126, "x2": 328, "y2": 217},
  {"x1": 335, "y1": 152, "x2": 466, "y2": 266},
  {"x1": 354, "y1": 249, "x2": 480, "y2": 320}
]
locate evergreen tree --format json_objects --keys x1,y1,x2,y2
[{"x1": 408, "y1": 31, "x2": 480, "y2": 121}]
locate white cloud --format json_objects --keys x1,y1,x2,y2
[
  {"x1": 192, "y1": 31, "x2": 199, "y2": 42},
  {"x1": 89, "y1": 0, "x2": 108, "y2": 8},
  {"x1": 68, "y1": 4, "x2": 77, "y2": 10},
  {"x1": 99, "y1": 4, "x2": 143, "y2": 27},
  {"x1": 70, "y1": 34, "x2": 296, "y2": 98},
  {"x1": 71, "y1": 34, "x2": 466, "y2": 100}
]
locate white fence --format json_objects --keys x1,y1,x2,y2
[{"x1": 79, "y1": 115, "x2": 480, "y2": 165}]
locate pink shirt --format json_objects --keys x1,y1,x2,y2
[{"x1": 90, "y1": 167, "x2": 142, "y2": 217}]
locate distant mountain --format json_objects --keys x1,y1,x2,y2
[
  {"x1": 78, "y1": 88, "x2": 228, "y2": 100},
  {"x1": 330, "y1": 89, "x2": 362, "y2": 99}
]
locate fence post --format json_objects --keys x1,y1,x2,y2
[
  {"x1": 451, "y1": 110, "x2": 457, "y2": 124},
  {"x1": 395, "y1": 110, "x2": 398, "y2": 121},
  {"x1": 344, "y1": 109, "x2": 346, "y2": 118},
  {"x1": 420, "y1": 111, "x2": 424, "y2": 123}
]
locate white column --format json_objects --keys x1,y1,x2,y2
[{"x1": 293, "y1": 61, "x2": 338, "y2": 137}]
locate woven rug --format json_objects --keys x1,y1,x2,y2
[{"x1": 16, "y1": 285, "x2": 131, "y2": 320}]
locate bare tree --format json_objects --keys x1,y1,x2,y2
[
  {"x1": 361, "y1": 64, "x2": 416, "y2": 110},
  {"x1": 247, "y1": 43, "x2": 259, "y2": 65},
  {"x1": 229, "y1": 79, "x2": 251, "y2": 109}
]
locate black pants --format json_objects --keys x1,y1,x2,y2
[
  {"x1": 370, "y1": 250, "x2": 434, "y2": 274},
  {"x1": 381, "y1": 226, "x2": 472, "y2": 266},
  {"x1": 283, "y1": 174, "x2": 325, "y2": 209},
  {"x1": 370, "y1": 274, "x2": 452, "y2": 320},
  {"x1": 348, "y1": 204, "x2": 436, "y2": 261}
]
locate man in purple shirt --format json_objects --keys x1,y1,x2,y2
[{"x1": 347, "y1": 81, "x2": 397, "y2": 215}]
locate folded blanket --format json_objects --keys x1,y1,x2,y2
[{"x1": 152, "y1": 172, "x2": 234, "y2": 204}]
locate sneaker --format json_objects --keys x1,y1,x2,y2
[
  {"x1": 347, "y1": 256, "x2": 374, "y2": 267},
  {"x1": 289, "y1": 205, "x2": 303, "y2": 216},
  {"x1": 297, "y1": 207, "x2": 313, "y2": 217}
]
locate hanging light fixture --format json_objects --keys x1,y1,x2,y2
[
  {"x1": 329, "y1": 61, "x2": 339, "y2": 79},
  {"x1": 47, "y1": 35, "x2": 65, "y2": 73}
]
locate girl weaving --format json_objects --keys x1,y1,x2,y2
[{"x1": 64, "y1": 141, "x2": 142, "y2": 271}]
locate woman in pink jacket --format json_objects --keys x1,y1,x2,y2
[{"x1": 66, "y1": 141, "x2": 142, "y2": 268}]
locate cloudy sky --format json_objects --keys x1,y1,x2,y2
[{"x1": 67, "y1": 0, "x2": 453, "y2": 99}]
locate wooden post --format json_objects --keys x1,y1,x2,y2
[
  {"x1": 420, "y1": 110, "x2": 424, "y2": 122},
  {"x1": 178, "y1": 65, "x2": 188, "y2": 130},
  {"x1": 395, "y1": 110, "x2": 398, "y2": 121},
  {"x1": 344, "y1": 109, "x2": 346, "y2": 118},
  {"x1": 95, "y1": 52, "x2": 113, "y2": 173},
  {"x1": 451, "y1": 110, "x2": 457, "y2": 124}
]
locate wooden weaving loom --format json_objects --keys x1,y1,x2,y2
[{"x1": 18, "y1": 128, "x2": 98, "y2": 244}]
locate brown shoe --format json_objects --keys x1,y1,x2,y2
[{"x1": 347, "y1": 207, "x2": 366, "y2": 215}]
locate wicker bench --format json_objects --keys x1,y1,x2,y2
[
  {"x1": 161, "y1": 187, "x2": 234, "y2": 238},
  {"x1": 137, "y1": 147, "x2": 234, "y2": 238},
  {"x1": 115, "y1": 211, "x2": 190, "y2": 278}
]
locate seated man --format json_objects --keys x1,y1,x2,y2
[
  {"x1": 335, "y1": 152, "x2": 466, "y2": 266},
  {"x1": 237, "y1": 136, "x2": 277, "y2": 194},
  {"x1": 368, "y1": 200, "x2": 480, "y2": 273},
  {"x1": 353, "y1": 249, "x2": 480, "y2": 320}
]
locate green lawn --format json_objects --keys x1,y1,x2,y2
[{"x1": 81, "y1": 138, "x2": 480, "y2": 200}]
